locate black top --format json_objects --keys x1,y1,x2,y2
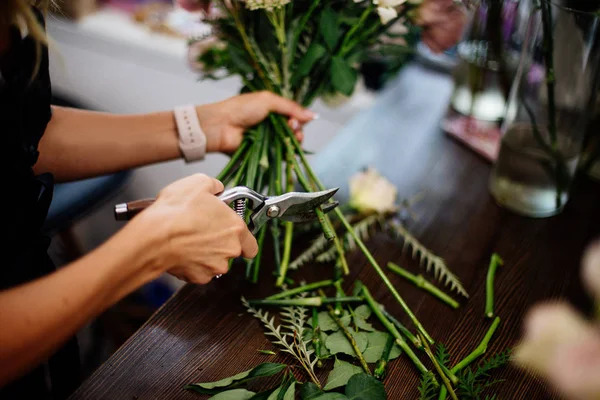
[{"x1": 0, "y1": 9, "x2": 81, "y2": 400}]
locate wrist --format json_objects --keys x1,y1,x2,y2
[{"x1": 195, "y1": 104, "x2": 222, "y2": 153}]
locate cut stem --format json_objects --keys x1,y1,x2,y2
[
  {"x1": 387, "y1": 263, "x2": 459, "y2": 309},
  {"x1": 438, "y1": 317, "x2": 502, "y2": 400},
  {"x1": 361, "y1": 283, "x2": 429, "y2": 375},
  {"x1": 374, "y1": 334, "x2": 395, "y2": 380},
  {"x1": 266, "y1": 280, "x2": 334, "y2": 300},
  {"x1": 485, "y1": 254, "x2": 504, "y2": 318},
  {"x1": 379, "y1": 307, "x2": 421, "y2": 349}
]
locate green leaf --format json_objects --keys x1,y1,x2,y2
[
  {"x1": 186, "y1": 363, "x2": 286, "y2": 394},
  {"x1": 227, "y1": 46, "x2": 254, "y2": 75},
  {"x1": 299, "y1": 382, "x2": 324, "y2": 400},
  {"x1": 325, "y1": 331, "x2": 368, "y2": 357},
  {"x1": 293, "y1": 44, "x2": 327, "y2": 84},
  {"x1": 319, "y1": 8, "x2": 341, "y2": 50},
  {"x1": 362, "y1": 332, "x2": 402, "y2": 363},
  {"x1": 330, "y1": 57, "x2": 358, "y2": 96},
  {"x1": 314, "y1": 311, "x2": 350, "y2": 332},
  {"x1": 282, "y1": 382, "x2": 295, "y2": 400},
  {"x1": 267, "y1": 387, "x2": 282, "y2": 400},
  {"x1": 258, "y1": 350, "x2": 277, "y2": 355},
  {"x1": 209, "y1": 389, "x2": 256, "y2": 400},
  {"x1": 353, "y1": 305, "x2": 375, "y2": 332},
  {"x1": 345, "y1": 374, "x2": 386, "y2": 400},
  {"x1": 312, "y1": 394, "x2": 349, "y2": 400},
  {"x1": 323, "y1": 359, "x2": 363, "y2": 390},
  {"x1": 249, "y1": 388, "x2": 279, "y2": 400}
]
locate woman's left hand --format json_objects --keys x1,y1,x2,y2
[{"x1": 197, "y1": 91, "x2": 317, "y2": 154}]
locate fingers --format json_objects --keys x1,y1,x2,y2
[
  {"x1": 191, "y1": 173, "x2": 225, "y2": 194},
  {"x1": 260, "y1": 91, "x2": 318, "y2": 123},
  {"x1": 240, "y1": 229, "x2": 259, "y2": 258}
]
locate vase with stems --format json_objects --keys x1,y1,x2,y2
[{"x1": 489, "y1": 0, "x2": 600, "y2": 217}]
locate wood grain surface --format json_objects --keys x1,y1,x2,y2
[{"x1": 69, "y1": 64, "x2": 600, "y2": 400}]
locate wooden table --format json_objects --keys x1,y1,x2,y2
[{"x1": 69, "y1": 63, "x2": 600, "y2": 399}]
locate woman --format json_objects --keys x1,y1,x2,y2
[
  {"x1": 0, "y1": 0, "x2": 465, "y2": 398},
  {"x1": 0, "y1": 1, "x2": 316, "y2": 398}
]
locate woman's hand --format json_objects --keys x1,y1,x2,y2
[
  {"x1": 197, "y1": 91, "x2": 317, "y2": 154},
  {"x1": 138, "y1": 174, "x2": 258, "y2": 284}
]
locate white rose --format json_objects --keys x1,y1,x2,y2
[{"x1": 349, "y1": 167, "x2": 398, "y2": 214}]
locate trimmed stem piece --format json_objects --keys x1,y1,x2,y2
[
  {"x1": 485, "y1": 254, "x2": 504, "y2": 318},
  {"x1": 379, "y1": 307, "x2": 421, "y2": 349},
  {"x1": 361, "y1": 284, "x2": 429, "y2": 375},
  {"x1": 267, "y1": 280, "x2": 335, "y2": 300},
  {"x1": 387, "y1": 263, "x2": 460, "y2": 309},
  {"x1": 418, "y1": 332, "x2": 458, "y2": 400}
]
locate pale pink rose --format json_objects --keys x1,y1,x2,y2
[
  {"x1": 349, "y1": 168, "x2": 398, "y2": 214},
  {"x1": 414, "y1": 0, "x2": 467, "y2": 53},
  {"x1": 582, "y1": 240, "x2": 600, "y2": 301}
]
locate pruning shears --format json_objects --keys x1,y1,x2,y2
[{"x1": 114, "y1": 186, "x2": 340, "y2": 234}]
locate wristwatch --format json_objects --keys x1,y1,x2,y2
[{"x1": 174, "y1": 105, "x2": 207, "y2": 163}]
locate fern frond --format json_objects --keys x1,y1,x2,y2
[
  {"x1": 388, "y1": 221, "x2": 469, "y2": 298},
  {"x1": 418, "y1": 371, "x2": 438, "y2": 400},
  {"x1": 435, "y1": 343, "x2": 451, "y2": 368},
  {"x1": 289, "y1": 235, "x2": 329, "y2": 270}
]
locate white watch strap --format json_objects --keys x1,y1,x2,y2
[{"x1": 174, "y1": 105, "x2": 207, "y2": 162}]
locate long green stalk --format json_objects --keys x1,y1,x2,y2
[
  {"x1": 276, "y1": 151, "x2": 295, "y2": 286},
  {"x1": 266, "y1": 280, "x2": 334, "y2": 300},
  {"x1": 379, "y1": 307, "x2": 421, "y2": 349},
  {"x1": 485, "y1": 254, "x2": 503, "y2": 318},
  {"x1": 387, "y1": 263, "x2": 459, "y2": 309},
  {"x1": 311, "y1": 307, "x2": 323, "y2": 367},
  {"x1": 251, "y1": 226, "x2": 268, "y2": 283},
  {"x1": 361, "y1": 284, "x2": 429, "y2": 375},
  {"x1": 216, "y1": 140, "x2": 250, "y2": 183}
]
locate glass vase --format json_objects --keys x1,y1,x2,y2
[
  {"x1": 447, "y1": 0, "x2": 522, "y2": 124},
  {"x1": 489, "y1": 0, "x2": 600, "y2": 217}
]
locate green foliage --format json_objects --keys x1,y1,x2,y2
[
  {"x1": 417, "y1": 372, "x2": 438, "y2": 400},
  {"x1": 185, "y1": 363, "x2": 286, "y2": 395},
  {"x1": 362, "y1": 332, "x2": 401, "y2": 363},
  {"x1": 325, "y1": 330, "x2": 368, "y2": 357},
  {"x1": 323, "y1": 358, "x2": 364, "y2": 390},
  {"x1": 455, "y1": 349, "x2": 512, "y2": 400},
  {"x1": 435, "y1": 343, "x2": 451, "y2": 368},
  {"x1": 209, "y1": 389, "x2": 256, "y2": 399}
]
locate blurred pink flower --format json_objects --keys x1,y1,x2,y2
[
  {"x1": 176, "y1": 0, "x2": 209, "y2": 13},
  {"x1": 187, "y1": 36, "x2": 221, "y2": 72},
  {"x1": 414, "y1": 0, "x2": 467, "y2": 53},
  {"x1": 514, "y1": 240, "x2": 600, "y2": 400}
]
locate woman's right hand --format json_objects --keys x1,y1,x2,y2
[{"x1": 137, "y1": 174, "x2": 258, "y2": 284}]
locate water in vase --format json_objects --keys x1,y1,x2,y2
[{"x1": 489, "y1": 124, "x2": 580, "y2": 217}]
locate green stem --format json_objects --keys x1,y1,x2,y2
[
  {"x1": 387, "y1": 263, "x2": 459, "y2": 309},
  {"x1": 312, "y1": 307, "x2": 323, "y2": 367},
  {"x1": 452, "y1": 317, "x2": 501, "y2": 373},
  {"x1": 337, "y1": 211, "x2": 434, "y2": 345},
  {"x1": 325, "y1": 303, "x2": 371, "y2": 375},
  {"x1": 276, "y1": 149, "x2": 296, "y2": 286},
  {"x1": 485, "y1": 254, "x2": 504, "y2": 318},
  {"x1": 333, "y1": 277, "x2": 345, "y2": 316},
  {"x1": 439, "y1": 317, "x2": 502, "y2": 400},
  {"x1": 216, "y1": 140, "x2": 250, "y2": 183},
  {"x1": 340, "y1": 6, "x2": 373, "y2": 53},
  {"x1": 418, "y1": 332, "x2": 458, "y2": 400},
  {"x1": 267, "y1": 280, "x2": 334, "y2": 300},
  {"x1": 251, "y1": 226, "x2": 268, "y2": 284},
  {"x1": 379, "y1": 307, "x2": 421, "y2": 349},
  {"x1": 374, "y1": 334, "x2": 394, "y2": 380},
  {"x1": 361, "y1": 283, "x2": 429, "y2": 375},
  {"x1": 248, "y1": 297, "x2": 363, "y2": 307}
]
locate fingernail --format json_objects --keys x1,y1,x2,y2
[
  {"x1": 303, "y1": 110, "x2": 318, "y2": 120},
  {"x1": 290, "y1": 119, "x2": 300, "y2": 130}
]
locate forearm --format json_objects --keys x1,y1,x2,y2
[
  {"x1": 0, "y1": 221, "x2": 163, "y2": 386},
  {"x1": 35, "y1": 106, "x2": 184, "y2": 182}
]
